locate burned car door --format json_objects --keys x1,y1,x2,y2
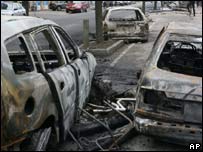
[
  {"x1": 52, "y1": 26, "x2": 96, "y2": 114},
  {"x1": 2, "y1": 33, "x2": 59, "y2": 146},
  {"x1": 31, "y1": 27, "x2": 77, "y2": 139}
]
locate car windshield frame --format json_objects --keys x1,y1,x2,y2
[
  {"x1": 108, "y1": 9, "x2": 143, "y2": 21},
  {"x1": 155, "y1": 33, "x2": 202, "y2": 76}
]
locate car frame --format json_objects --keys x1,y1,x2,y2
[
  {"x1": 103, "y1": 7, "x2": 149, "y2": 42},
  {"x1": 49, "y1": 1, "x2": 66, "y2": 11},
  {"x1": 66, "y1": 1, "x2": 89, "y2": 13},
  {"x1": 1, "y1": 1, "x2": 26, "y2": 16},
  {"x1": 134, "y1": 22, "x2": 202, "y2": 145},
  {"x1": 1, "y1": 15, "x2": 96, "y2": 151}
]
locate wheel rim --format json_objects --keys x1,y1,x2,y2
[{"x1": 36, "y1": 128, "x2": 52, "y2": 151}]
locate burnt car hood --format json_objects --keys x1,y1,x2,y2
[{"x1": 141, "y1": 68, "x2": 202, "y2": 102}]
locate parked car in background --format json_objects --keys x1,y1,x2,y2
[
  {"x1": 178, "y1": 1, "x2": 189, "y2": 8},
  {"x1": 134, "y1": 22, "x2": 202, "y2": 145},
  {"x1": 66, "y1": 1, "x2": 89, "y2": 13},
  {"x1": 1, "y1": 15, "x2": 96, "y2": 151},
  {"x1": 49, "y1": 1, "x2": 66, "y2": 11},
  {"x1": 103, "y1": 7, "x2": 149, "y2": 42},
  {"x1": 1, "y1": 1, "x2": 26, "y2": 16}
]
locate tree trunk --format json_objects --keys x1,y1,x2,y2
[
  {"x1": 22, "y1": 1, "x2": 29, "y2": 16},
  {"x1": 142, "y1": 1, "x2": 145, "y2": 14},
  {"x1": 95, "y1": 1, "x2": 103, "y2": 44},
  {"x1": 154, "y1": 1, "x2": 157, "y2": 10}
]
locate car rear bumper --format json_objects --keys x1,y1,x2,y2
[
  {"x1": 134, "y1": 116, "x2": 202, "y2": 146},
  {"x1": 108, "y1": 32, "x2": 148, "y2": 41},
  {"x1": 66, "y1": 8, "x2": 82, "y2": 12}
]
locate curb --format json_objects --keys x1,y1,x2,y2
[{"x1": 80, "y1": 40, "x2": 124, "y2": 57}]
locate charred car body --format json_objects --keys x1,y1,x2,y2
[
  {"x1": 103, "y1": 7, "x2": 149, "y2": 42},
  {"x1": 1, "y1": 16, "x2": 96, "y2": 150},
  {"x1": 134, "y1": 22, "x2": 202, "y2": 145}
]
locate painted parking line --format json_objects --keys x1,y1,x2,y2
[{"x1": 110, "y1": 43, "x2": 135, "y2": 67}]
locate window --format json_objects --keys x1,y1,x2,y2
[
  {"x1": 157, "y1": 40, "x2": 202, "y2": 77},
  {"x1": 13, "y1": 3, "x2": 18, "y2": 10},
  {"x1": 17, "y1": 3, "x2": 23, "y2": 9},
  {"x1": 24, "y1": 33, "x2": 42, "y2": 73},
  {"x1": 1, "y1": 2, "x2": 12, "y2": 10},
  {"x1": 6, "y1": 36, "x2": 34, "y2": 74},
  {"x1": 109, "y1": 9, "x2": 143, "y2": 21},
  {"x1": 54, "y1": 28, "x2": 77, "y2": 61},
  {"x1": 34, "y1": 29, "x2": 65, "y2": 72}
]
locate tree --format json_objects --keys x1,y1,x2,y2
[
  {"x1": 142, "y1": 1, "x2": 145, "y2": 14},
  {"x1": 95, "y1": 1, "x2": 103, "y2": 43},
  {"x1": 154, "y1": 1, "x2": 157, "y2": 10},
  {"x1": 22, "y1": 1, "x2": 29, "y2": 16}
]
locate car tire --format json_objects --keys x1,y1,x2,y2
[
  {"x1": 21, "y1": 127, "x2": 52, "y2": 151},
  {"x1": 57, "y1": 6, "x2": 62, "y2": 11}
]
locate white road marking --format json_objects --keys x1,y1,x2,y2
[{"x1": 110, "y1": 43, "x2": 135, "y2": 67}]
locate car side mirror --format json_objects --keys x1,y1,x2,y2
[{"x1": 14, "y1": 8, "x2": 18, "y2": 11}]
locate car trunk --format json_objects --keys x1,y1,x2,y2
[
  {"x1": 109, "y1": 20, "x2": 144, "y2": 36},
  {"x1": 139, "y1": 68, "x2": 202, "y2": 124}
]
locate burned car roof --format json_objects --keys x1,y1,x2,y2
[
  {"x1": 1, "y1": 15, "x2": 58, "y2": 42},
  {"x1": 105, "y1": 6, "x2": 143, "y2": 11}
]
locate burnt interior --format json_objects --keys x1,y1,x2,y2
[
  {"x1": 158, "y1": 40, "x2": 202, "y2": 77},
  {"x1": 6, "y1": 36, "x2": 35, "y2": 74},
  {"x1": 109, "y1": 9, "x2": 144, "y2": 21}
]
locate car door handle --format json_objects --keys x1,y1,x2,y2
[
  {"x1": 60, "y1": 81, "x2": 65, "y2": 90},
  {"x1": 78, "y1": 69, "x2": 81, "y2": 75}
]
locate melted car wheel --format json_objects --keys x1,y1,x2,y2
[{"x1": 21, "y1": 127, "x2": 52, "y2": 151}]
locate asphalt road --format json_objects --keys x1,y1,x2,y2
[{"x1": 30, "y1": 9, "x2": 96, "y2": 45}]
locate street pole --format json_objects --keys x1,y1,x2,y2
[
  {"x1": 142, "y1": 1, "x2": 145, "y2": 14},
  {"x1": 95, "y1": 1, "x2": 103, "y2": 44},
  {"x1": 154, "y1": 1, "x2": 157, "y2": 10},
  {"x1": 83, "y1": 19, "x2": 89, "y2": 49}
]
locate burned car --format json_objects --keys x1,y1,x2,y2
[
  {"x1": 134, "y1": 22, "x2": 202, "y2": 145},
  {"x1": 1, "y1": 15, "x2": 96, "y2": 150},
  {"x1": 103, "y1": 7, "x2": 149, "y2": 42}
]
